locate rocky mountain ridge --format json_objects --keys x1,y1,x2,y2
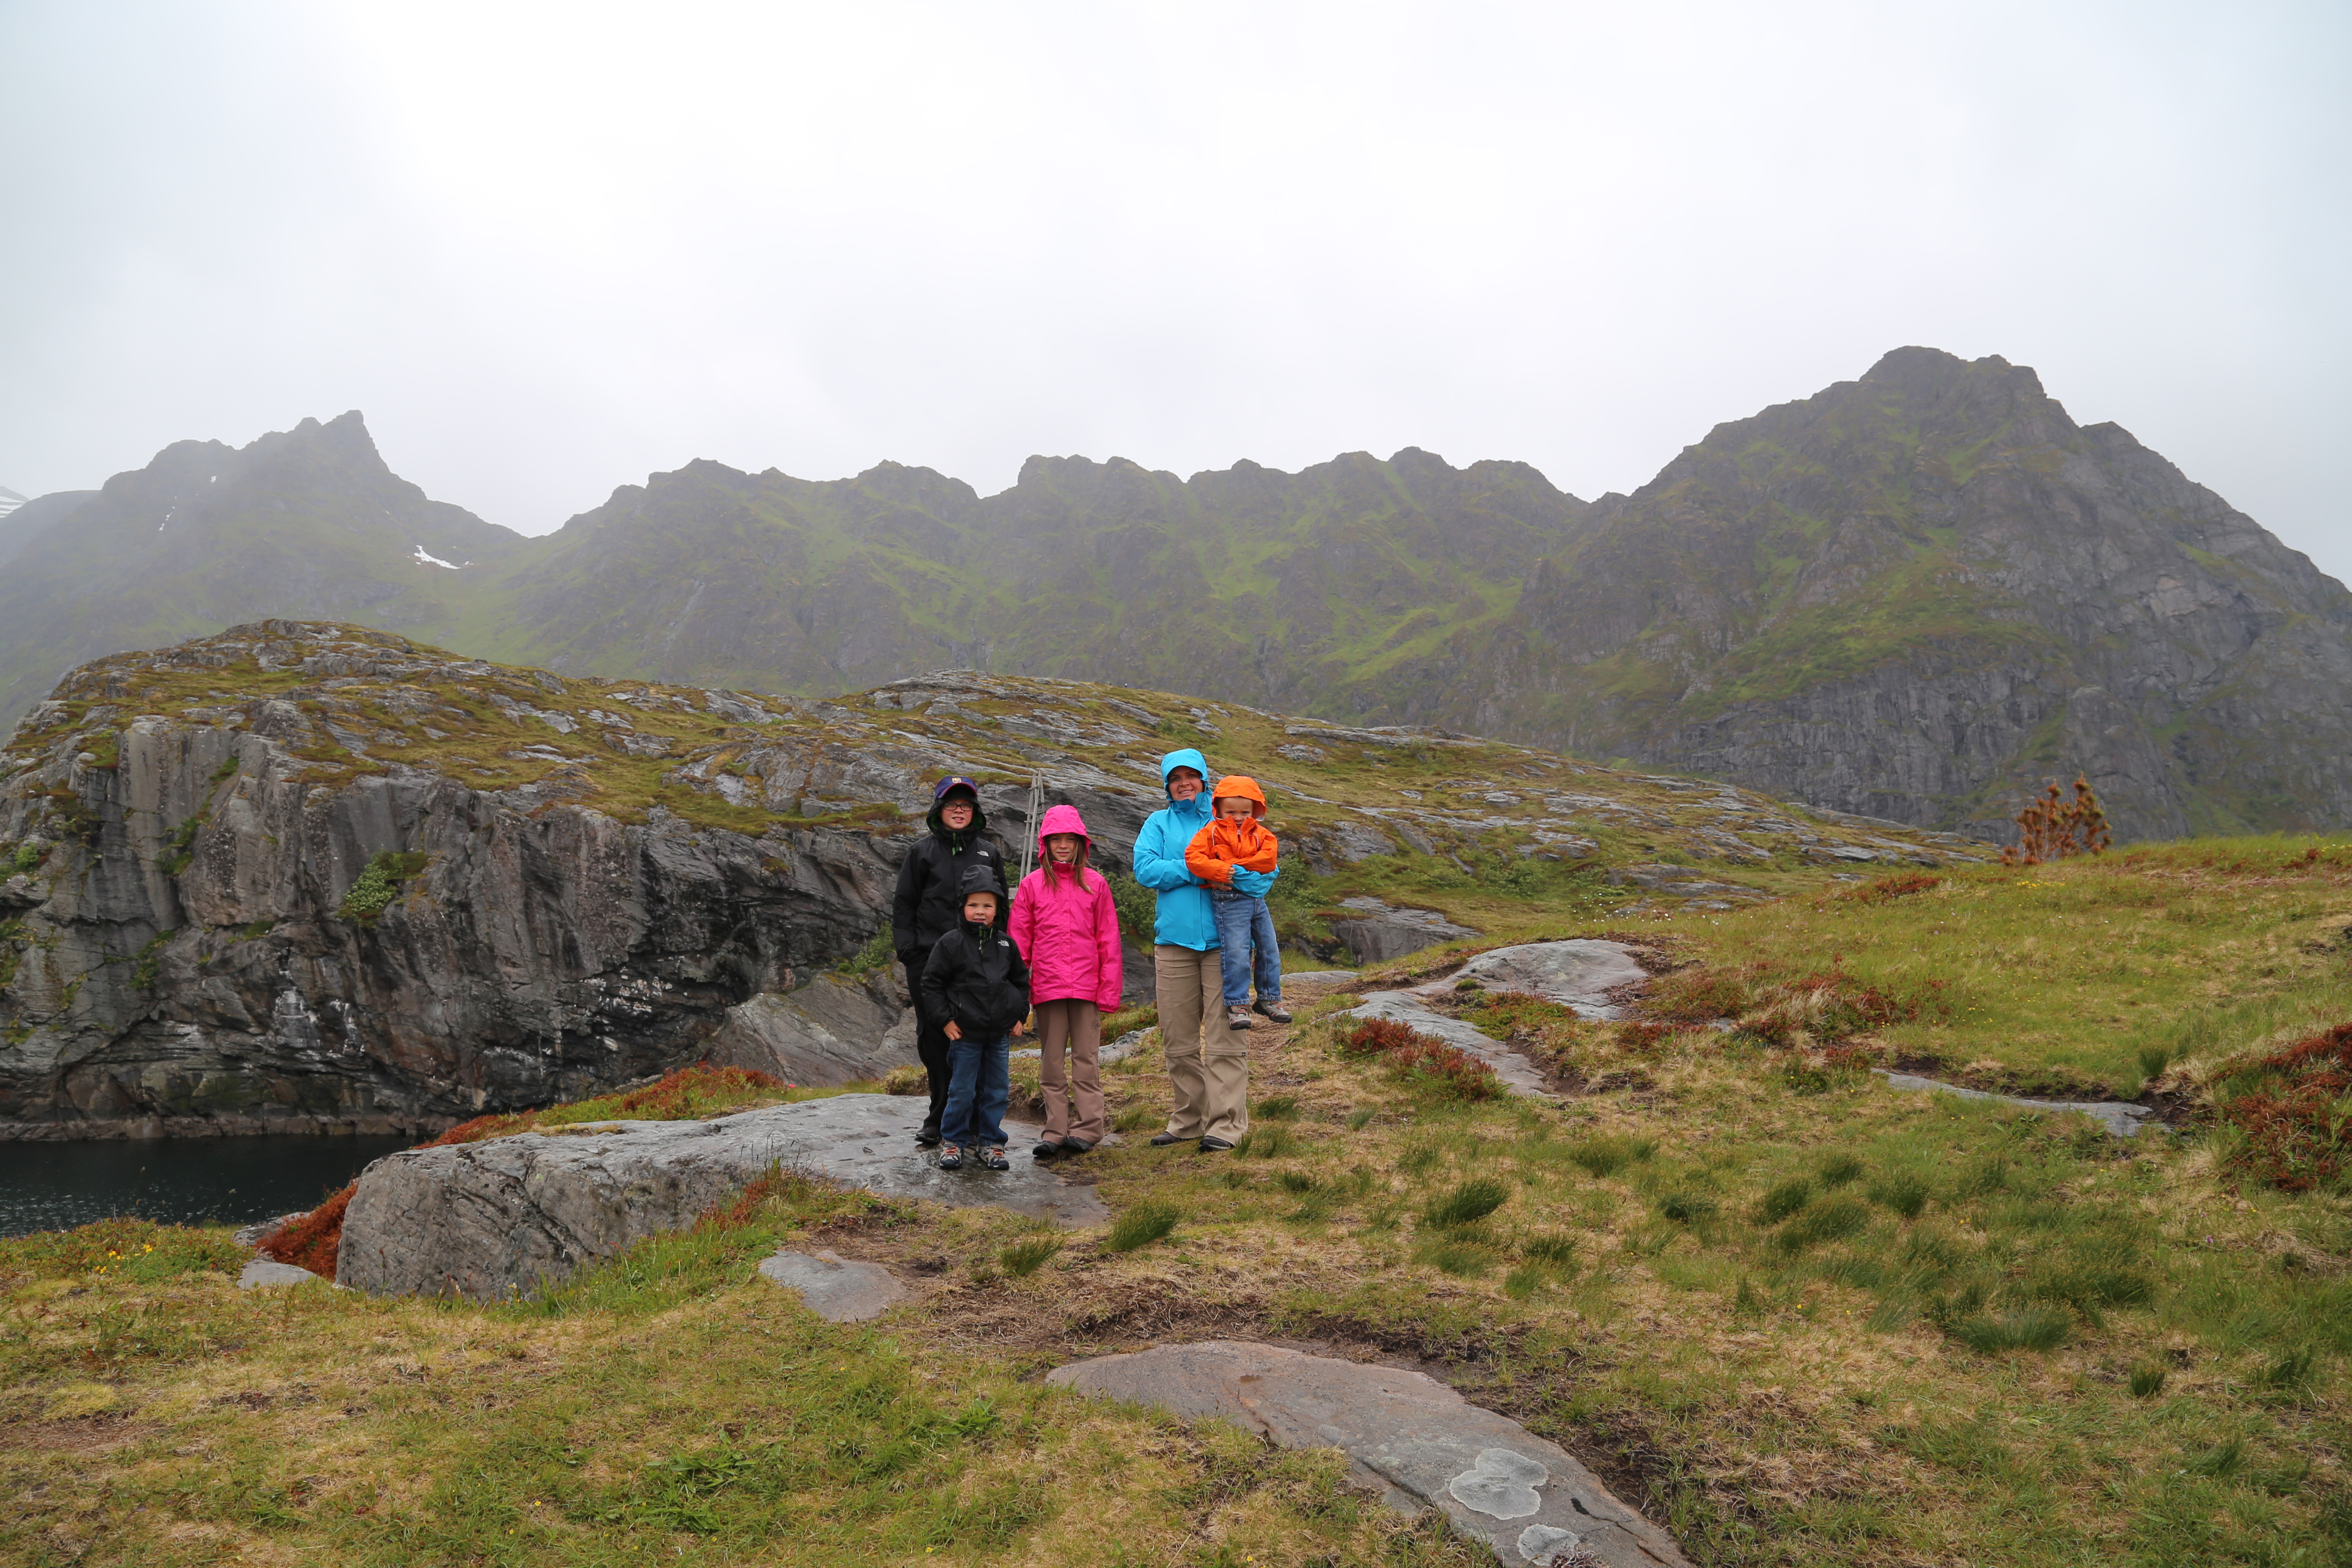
[
  {"x1": 0, "y1": 622, "x2": 1968, "y2": 1137},
  {"x1": 3, "y1": 349, "x2": 2342, "y2": 841}
]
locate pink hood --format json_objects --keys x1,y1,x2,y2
[{"x1": 1009, "y1": 804, "x2": 1124, "y2": 1009}]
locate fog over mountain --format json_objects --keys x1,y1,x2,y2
[{"x1": 2, "y1": 4, "x2": 2346, "y2": 579}]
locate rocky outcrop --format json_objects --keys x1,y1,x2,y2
[
  {"x1": 1341, "y1": 940, "x2": 1652, "y2": 1099},
  {"x1": 338, "y1": 1094, "x2": 1109, "y2": 1299},
  {"x1": 1325, "y1": 897, "x2": 1481, "y2": 964},
  {"x1": 701, "y1": 970, "x2": 917, "y2": 1087},
  {"x1": 0, "y1": 624, "x2": 906, "y2": 1136}
]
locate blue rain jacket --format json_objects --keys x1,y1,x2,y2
[{"x1": 1131, "y1": 748, "x2": 1219, "y2": 951}]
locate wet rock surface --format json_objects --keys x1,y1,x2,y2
[
  {"x1": 338, "y1": 1093, "x2": 1107, "y2": 1300},
  {"x1": 1046, "y1": 1341, "x2": 1690, "y2": 1566},
  {"x1": 1875, "y1": 1069, "x2": 2155, "y2": 1137}
]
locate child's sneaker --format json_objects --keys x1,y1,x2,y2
[
  {"x1": 979, "y1": 1145, "x2": 1009, "y2": 1171},
  {"x1": 936, "y1": 1143, "x2": 963, "y2": 1170},
  {"x1": 1253, "y1": 999, "x2": 1292, "y2": 1023},
  {"x1": 1226, "y1": 1006, "x2": 1255, "y2": 1030}
]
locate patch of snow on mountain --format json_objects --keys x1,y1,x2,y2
[{"x1": 411, "y1": 545, "x2": 463, "y2": 570}]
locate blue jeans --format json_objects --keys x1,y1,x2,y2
[
  {"x1": 1210, "y1": 891, "x2": 1282, "y2": 1007},
  {"x1": 941, "y1": 1032, "x2": 1011, "y2": 1148}
]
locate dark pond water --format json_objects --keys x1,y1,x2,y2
[{"x1": 0, "y1": 1134, "x2": 417, "y2": 1238}]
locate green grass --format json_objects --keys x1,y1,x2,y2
[{"x1": 1104, "y1": 1199, "x2": 1181, "y2": 1253}]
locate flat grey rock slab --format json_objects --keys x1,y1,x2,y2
[
  {"x1": 237, "y1": 1257, "x2": 330, "y2": 1289},
  {"x1": 1874, "y1": 1069, "x2": 2153, "y2": 1137},
  {"x1": 1047, "y1": 1342, "x2": 1689, "y2": 1567},
  {"x1": 1344, "y1": 992, "x2": 1557, "y2": 1100},
  {"x1": 1433, "y1": 941, "x2": 1649, "y2": 1020},
  {"x1": 339, "y1": 1093, "x2": 1109, "y2": 1300},
  {"x1": 757, "y1": 1248, "x2": 906, "y2": 1320}
]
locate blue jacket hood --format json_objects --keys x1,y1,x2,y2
[{"x1": 1161, "y1": 747, "x2": 1210, "y2": 801}]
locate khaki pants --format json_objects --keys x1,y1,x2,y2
[
  {"x1": 1033, "y1": 998, "x2": 1106, "y2": 1145},
  {"x1": 1156, "y1": 945, "x2": 1249, "y2": 1142}
]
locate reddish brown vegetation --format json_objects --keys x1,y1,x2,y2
[
  {"x1": 1833, "y1": 871, "x2": 1942, "y2": 903},
  {"x1": 697, "y1": 1167, "x2": 799, "y2": 1229},
  {"x1": 1615, "y1": 1021, "x2": 1670, "y2": 1053},
  {"x1": 1339, "y1": 1017, "x2": 1502, "y2": 1100},
  {"x1": 1641, "y1": 967, "x2": 1753, "y2": 1023},
  {"x1": 2001, "y1": 776, "x2": 2111, "y2": 867},
  {"x1": 255, "y1": 1184, "x2": 353, "y2": 1277},
  {"x1": 2222, "y1": 1023, "x2": 2352, "y2": 1191}
]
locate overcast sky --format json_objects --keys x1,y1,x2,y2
[{"x1": 3, "y1": 2, "x2": 2346, "y2": 575}]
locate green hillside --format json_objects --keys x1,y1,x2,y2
[{"x1": 6, "y1": 350, "x2": 2349, "y2": 845}]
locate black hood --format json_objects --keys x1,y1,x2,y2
[{"x1": 927, "y1": 794, "x2": 989, "y2": 841}]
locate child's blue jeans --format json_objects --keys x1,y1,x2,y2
[
  {"x1": 941, "y1": 1032, "x2": 1011, "y2": 1148},
  {"x1": 1209, "y1": 890, "x2": 1282, "y2": 1008}
]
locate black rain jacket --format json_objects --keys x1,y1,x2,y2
[
  {"x1": 892, "y1": 797, "x2": 1006, "y2": 962},
  {"x1": 919, "y1": 914, "x2": 1033, "y2": 1040}
]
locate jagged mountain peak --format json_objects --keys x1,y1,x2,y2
[{"x1": 1, "y1": 349, "x2": 2345, "y2": 843}]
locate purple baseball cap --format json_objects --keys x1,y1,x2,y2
[{"x1": 932, "y1": 775, "x2": 980, "y2": 801}]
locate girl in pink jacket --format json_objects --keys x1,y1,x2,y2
[{"x1": 1008, "y1": 803, "x2": 1124, "y2": 1160}]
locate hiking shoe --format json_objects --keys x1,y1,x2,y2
[
  {"x1": 1060, "y1": 1138, "x2": 1096, "y2": 1155},
  {"x1": 979, "y1": 1145, "x2": 1010, "y2": 1171},
  {"x1": 1149, "y1": 1130, "x2": 1186, "y2": 1146},
  {"x1": 1032, "y1": 1142, "x2": 1063, "y2": 1162},
  {"x1": 1225, "y1": 1007, "x2": 1254, "y2": 1030},
  {"x1": 936, "y1": 1143, "x2": 963, "y2": 1170},
  {"x1": 1253, "y1": 999, "x2": 1293, "y2": 1024},
  {"x1": 1197, "y1": 1135, "x2": 1237, "y2": 1152},
  {"x1": 914, "y1": 1126, "x2": 942, "y2": 1148}
]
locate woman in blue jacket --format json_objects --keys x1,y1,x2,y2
[{"x1": 1131, "y1": 748, "x2": 1248, "y2": 1150}]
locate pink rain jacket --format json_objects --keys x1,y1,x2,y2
[{"x1": 1009, "y1": 803, "x2": 1124, "y2": 1010}]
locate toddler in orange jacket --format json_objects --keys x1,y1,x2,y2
[{"x1": 1184, "y1": 776, "x2": 1289, "y2": 1029}]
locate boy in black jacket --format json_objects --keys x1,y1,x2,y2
[
  {"x1": 919, "y1": 865, "x2": 1030, "y2": 1171},
  {"x1": 892, "y1": 776, "x2": 1008, "y2": 1147}
]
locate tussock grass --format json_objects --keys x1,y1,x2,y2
[
  {"x1": 1104, "y1": 1199, "x2": 1181, "y2": 1253},
  {"x1": 998, "y1": 1234, "x2": 1065, "y2": 1277},
  {"x1": 1421, "y1": 1177, "x2": 1511, "y2": 1231}
]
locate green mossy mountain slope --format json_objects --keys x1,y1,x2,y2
[{"x1": 5, "y1": 350, "x2": 2347, "y2": 844}]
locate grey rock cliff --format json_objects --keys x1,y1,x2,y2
[{"x1": 0, "y1": 625, "x2": 906, "y2": 1137}]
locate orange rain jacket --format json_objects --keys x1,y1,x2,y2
[{"x1": 1184, "y1": 776, "x2": 1279, "y2": 888}]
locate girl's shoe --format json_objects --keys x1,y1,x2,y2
[
  {"x1": 979, "y1": 1145, "x2": 1010, "y2": 1171},
  {"x1": 1226, "y1": 1006, "x2": 1255, "y2": 1030},
  {"x1": 936, "y1": 1143, "x2": 963, "y2": 1170},
  {"x1": 1253, "y1": 999, "x2": 1293, "y2": 1023}
]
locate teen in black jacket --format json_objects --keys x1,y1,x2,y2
[
  {"x1": 920, "y1": 866, "x2": 1030, "y2": 1170},
  {"x1": 891, "y1": 776, "x2": 1007, "y2": 1144}
]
